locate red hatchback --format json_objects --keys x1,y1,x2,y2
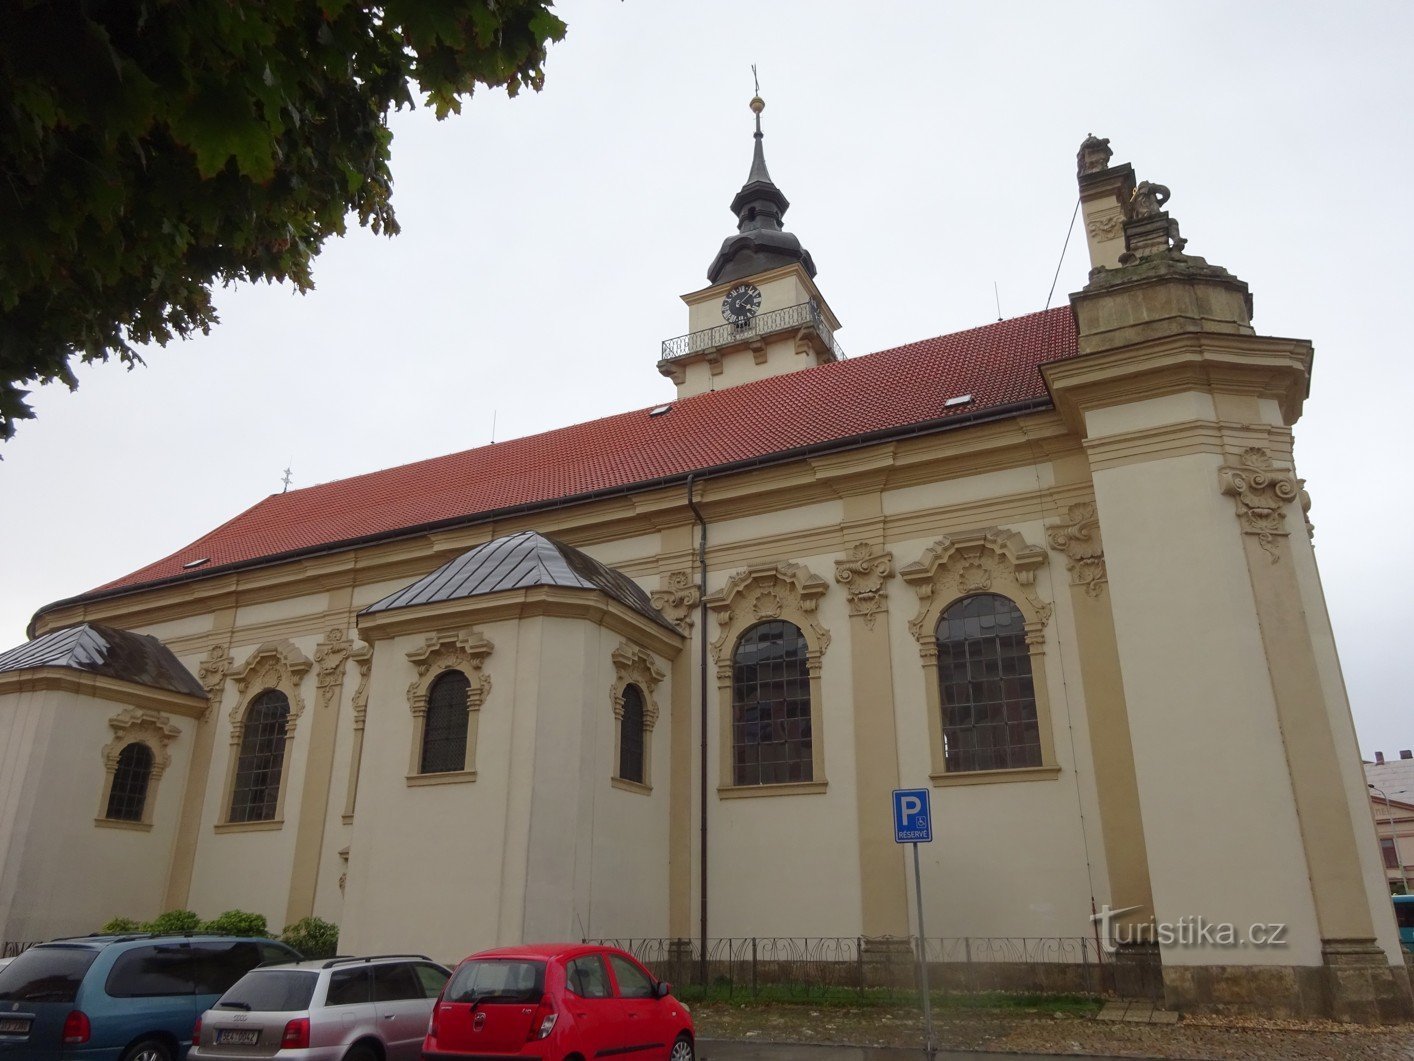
[{"x1": 423, "y1": 944, "x2": 693, "y2": 1061}]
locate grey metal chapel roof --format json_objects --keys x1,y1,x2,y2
[
  {"x1": 360, "y1": 530, "x2": 679, "y2": 632},
  {"x1": 0, "y1": 622, "x2": 206, "y2": 697}
]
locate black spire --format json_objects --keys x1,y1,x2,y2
[{"x1": 706, "y1": 93, "x2": 816, "y2": 285}]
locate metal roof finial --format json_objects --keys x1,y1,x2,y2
[{"x1": 750, "y1": 65, "x2": 764, "y2": 136}]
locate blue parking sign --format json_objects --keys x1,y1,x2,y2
[{"x1": 893, "y1": 788, "x2": 932, "y2": 843}]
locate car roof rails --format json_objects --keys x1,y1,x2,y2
[{"x1": 321, "y1": 953, "x2": 434, "y2": 968}]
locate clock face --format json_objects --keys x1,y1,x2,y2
[{"x1": 722, "y1": 283, "x2": 762, "y2": 323}]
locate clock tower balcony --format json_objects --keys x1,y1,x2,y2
[{"x1": 657, "y1": 299, "x2": 845, "y2": 393}]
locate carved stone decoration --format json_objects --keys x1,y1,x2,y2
[
  {"x1": 1077, "y1": 133, "x2": 1113, "y2": 176},
  {"x1": 1046, "y1": 501, "x2": 1108, "y2": 598},
  {"x1": 1219, "y1": 447, "x2": 1304, "y2": 563},
  {"x1": 313, "y1": 628, "x2": 354, "y2": 711},
  {"x1": 405, "y1": 630, "x2": 494, "y2": 718},
  {"x1": 229, "y1": 640, "x2": 313, "y2": 738},
  {"x1": 1119, "y1": 180, "x2": 1187, "y2": 261},
  {"x1": 349, "y1": 642, "x2": 374, "y2": 732},
  {"x1": 707, "y1": 561, "x2": 831, "y2": 669},
  {"x1": 197, "y1": 644, "x2": 234, "y2": 723},
  {"x1": 900, "y1": 528, "x2": 1050, "y2": 645},
  {"x1": 650, "y1": 570, "x2": 701, "y2": 634},
  {"x1": 1086, "y1": 212, "x2": 1125, "y2": 244},
  {"x1": 102, "y1": 707, "x2": 182, "y2": 780},
  {"x1": 610, "y1": 642, "x2": 665, "y2": 728},
  {"x1": 834, "y1": 542, "x2": 895, "y2": 629}
]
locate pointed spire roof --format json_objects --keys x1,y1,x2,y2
[{"x1": 706, "y1": 93, "x2": 816, "y2": 284}]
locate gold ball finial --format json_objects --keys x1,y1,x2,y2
[{"x1": 749, "y1": 96, "x2": 765, "y2": 115}]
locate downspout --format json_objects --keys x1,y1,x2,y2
[{"x1": 685, "y1": 473, "x2": 709, "y2": 987}]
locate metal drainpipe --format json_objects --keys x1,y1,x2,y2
[{"x1": 686, "y1": 473, "x2": 709, "y2": 987}]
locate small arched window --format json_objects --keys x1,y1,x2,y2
[
  {"x1": 935, "y1": 594, "x2": 1040, "y2": 772},
  {"x1": 105, "y1": 742, "x2": 154, "y2": 822},
  {"x1": 421, "y1": 671, "x2": 471, "y2": 774},
  {"x1": 618, "y1": 684, "x2": 646, "y2": 784},
  {"x1": 229, "y1": 690, "x2": 291, "y2": 822},
  {"x1": 731, "y1": 620, "x2": 812, "y2": 786}
]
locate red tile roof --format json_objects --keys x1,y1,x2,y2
[{"x1": 86, "y1": 307, "x2": 1078, "y2": 599}]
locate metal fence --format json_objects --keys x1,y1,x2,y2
[
  {"x1": 659, "y1": 301, "x2": 845, "y2": 362},
  {"x1": 586, "y1": 936, "x2": 1116, "y2": 998}
]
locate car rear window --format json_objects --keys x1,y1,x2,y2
[
  {"x1": 444, "y1": 959, "x2": 544, "y2": 1004},
  {"x1": 217, "y1": 969, "x2": 318, "y2": 1012},
  {"x1": 0, "y1": 945, "x2": 98, "y2": 1004}
]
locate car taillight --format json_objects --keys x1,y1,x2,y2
[
  {"x1": 280, "y1": 1017, "x2": 310, "y2": 1049},
  {"x1": 192, "y1": 1015, "x2": 203, "y2": 1044},
  {"x1": 526, "y1": 994, "x2": 558, "y2": 1041},
  {"x1": 61, "y1": 1011, "x2": 91, "y2": 1045}
]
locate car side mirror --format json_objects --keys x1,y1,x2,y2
[{"x1": 654, "y1": 981, "x2": 672, "y2": 999}]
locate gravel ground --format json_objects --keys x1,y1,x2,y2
[{"x1": 692, "y1": 1002, "x2": 1414, "y2": 1059}]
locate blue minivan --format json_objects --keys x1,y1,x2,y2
[
  {"x1": 0, "y1": 934, "x2": 299, "y2": 1061},
  {"x1": 1395, "y1": 894, "x2": 1414, "y2": 953}
]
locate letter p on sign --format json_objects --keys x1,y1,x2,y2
[{"x1": 893, "y1": 787, "x2": 933, "y2": 843}]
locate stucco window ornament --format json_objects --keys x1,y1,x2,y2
[
  {"x1": 1046, "y1": 502, "x2": 1108, "y2": 598},
  {"x1": 97, "y1": 707, "x2": 181, "y2": 826},
  {"x1": 901, "y1": 529, "x2": 1060, "y2": 785},
  {"x1": 197, "y1": 644, "x2": 234, "y2": 723},
  {"x1": 404, "y1": 630, "x2": 493, "y2": 780},
  {"x1": 901, "y1": 529, "x2": 1051, "y2": 646},
  {"x1": 228, "y1": 640, "x2": 312, "y2": 739},
  {"x1": 707, "y1": 561, "x2": 831, "y2": 794},
  {"x1": 650, "y1": 570, "x2": 701, "y2": 634},
  {"x1": 610, "y1": 642, "x2": 665, "y2": 789},
  {"x1": 833, "y1": 542, "x2": 895, "y2": 629},
  {"x1": 707, "y1": 562, "x2": 831, "y2": 665},
  {"x1": 1218, "y1": 447, "x2": 1305, "y2": 563}
]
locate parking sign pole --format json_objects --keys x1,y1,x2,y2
[{"x1": 912, "y1": 840, "x2": 935, "y2": 1057}]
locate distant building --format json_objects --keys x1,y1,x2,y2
[
  {"x1": 1367, "y1": 751, "x2": 1414, "y2": 895},
  {"x1": 0, "y1": 108, "x2": 1409, "y2": 1021}
]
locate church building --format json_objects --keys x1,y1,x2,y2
[{"x1": 1, "y1": 99, "x2": 1409, "y2": 1021}]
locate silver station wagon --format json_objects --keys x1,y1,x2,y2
[{"x1": 190, "y1": 954, "x2": 450, "y2": 1061}]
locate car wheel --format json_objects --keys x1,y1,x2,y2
[
  {"x1": 343, "y1": 1044, "x2": 378, "y2": 1061},
  {"x1": 122, "y1": 1039, "x2": 173, "y2": 1061},
  {"x1": 670, "y1": 1033, "x2": 694, "y2": 1061}
]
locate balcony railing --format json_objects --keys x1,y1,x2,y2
[{"x1": 660, "y1": 300, "x2": 845, "y2": 362}]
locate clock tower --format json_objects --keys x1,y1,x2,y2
[{"x1": 658, "y1": 94, "x2": 842, "y2": 397}]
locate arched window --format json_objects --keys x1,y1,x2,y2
[
  {"x1": 229, "y1": 690, "x2": 291, "y2": 822},
  {"x1": 421, "y1": 670, "x2": 470, "y2": 774},
  {"x1": 935, "y1": 594, "x2": 1041, "y2": 772},
  {"x1": 105, "y1": 742, "x2": 154, "y2": 822},
  {"x1": 731, "y1": 620, "x2": 812, "y2": 786},
  {"x1": 618, "y1": 684, "x2": 646, "y2": 784}
]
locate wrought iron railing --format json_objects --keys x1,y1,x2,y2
[
  {"x1": 585, "y1": 935, "x2": 1112, "y2": 998},
  {"x1": 659, "y1": 301, "x2": 845, "y2": 362}
]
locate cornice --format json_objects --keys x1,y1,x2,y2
[
  {"x1": 35, "y1": 410, "x2": 1081, "y2": 641},
  {"x1": 0, "y1": 667, "x2": 207, "y2": 718},
  {"x1": 355, "y1": 585, "x2": 685, "y2": 658},
  {"x1": 1042, "y1": 332, "x2": 1313, "y2": 436}
]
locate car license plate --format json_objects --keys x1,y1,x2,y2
[
  {"x1": 0, "y1": 1018, "x2": 30, "y2": 1034},
  {"x1": 215, "y1": 1029, "x2": 260, "y2": 1045}
]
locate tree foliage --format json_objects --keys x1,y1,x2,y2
[
  {"x1": 280, "y1": 915, "x2": 339, "y2": 958},
  {"x1": 0, "y1": 0, "x2": 566, "y2": 441}
]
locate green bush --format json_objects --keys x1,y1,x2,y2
[
  {"x1": 281, "y1": 917, "x2": 339, "y2": 959},
  {"x1": 201, "y1": 910, "x2": 270, "y2": 937},
  {"x1": 101, "y1": 916, "x2": 141, "y2": 934},
  {"x1": 142, "y1": 909, "x2": 202, "y2": 934}
]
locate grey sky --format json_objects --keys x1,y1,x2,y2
[{"x1": 3, "y1": 2, "x2": 1410, "y2": 757}]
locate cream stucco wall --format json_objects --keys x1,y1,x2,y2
[{"x1": 0, "y1": 686, "x2": 195, "y2": 940}]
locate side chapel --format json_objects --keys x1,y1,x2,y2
[{"x1": 1, "y1": 100, "x2": 1408, "y2": 1020}]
